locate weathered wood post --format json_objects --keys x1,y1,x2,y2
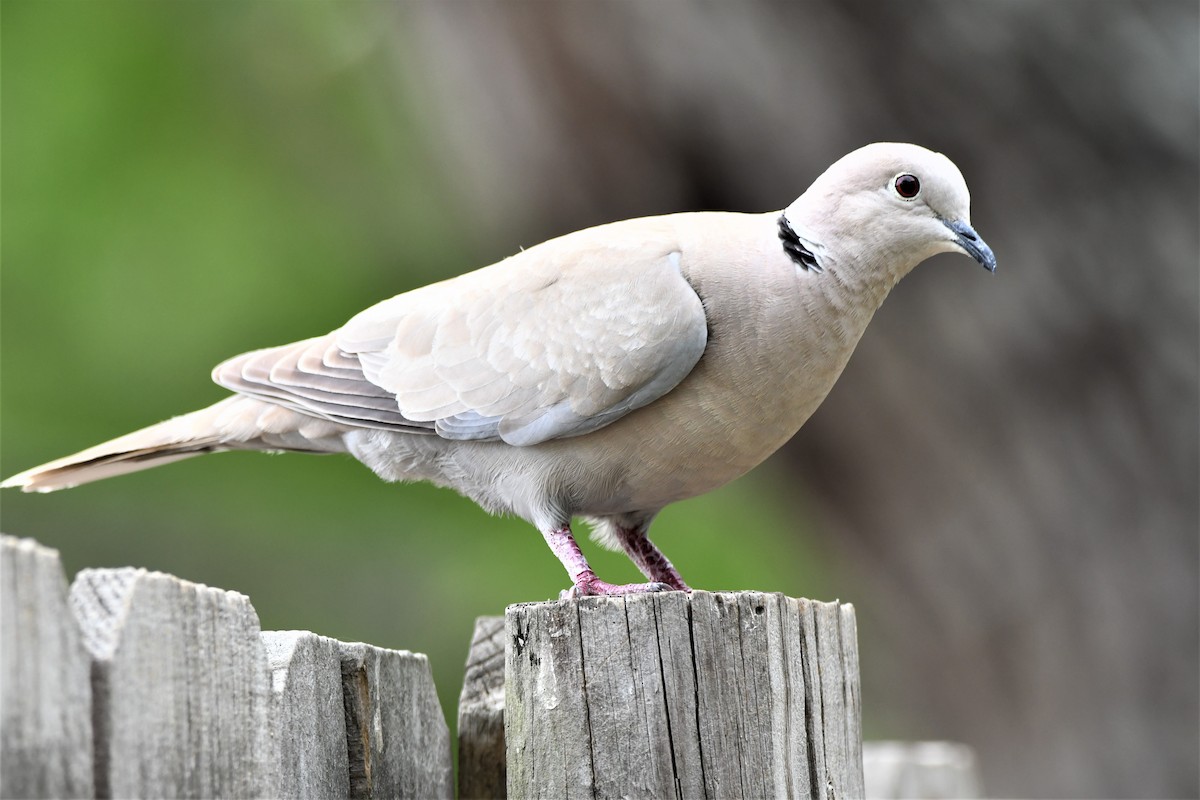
[
  {"x1": 458, "y1": 617, "x2": 507, "y2": 799},
  {"x1": 862, "y1": 741, "x2": 982, "y2": 799},
  {"x1": 70, "y1": 567, "x2": 273, "y2": 798},
  {"x1": 262, "y1": 630, "x2": 454, "y2": 800},
  {"x1": 503, "y1": 591, "x2": 864, "y2": 800},
  {"x1": 0, "y1": 536, "x2": 93, "y2": 799},
  {"x1": 261, "y1": 631, "x2": 351, "y2": 798},
  {"x1": 2, "y1": 534, "x2": 454, "y2": 800},
  {"x1": 339, "y1": 641, "x2": 454, "y2": 799}
]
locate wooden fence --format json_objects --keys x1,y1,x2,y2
[{"x1": 1, "y1": 534, "x2": 978, "y2": 799}]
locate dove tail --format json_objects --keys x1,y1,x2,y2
[
  {"x1": 1, "y1": 448, "x2": 215, "y2": 494},
  {"x1": 1, "y1": 396, "x2": 346, "y2": 493},
  {"x1": 1, "y1": 433, "x2": 218, "y2": 494}
]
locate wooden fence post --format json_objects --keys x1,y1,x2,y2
[
  {"x1": 69, "y1": 568, "x2": 272, "y2": 798},
  {"x1": 503, "y1": 591, "x2": 864, "y2": 800},
  {"x1": 6, "y1": 531, "x2": 899, "y2": 800},
  {"x1": 261, "y1": 631, "x2": 351, "y2": 798},
  {"x1": 261, "y1": 631, "x2": 454, "y2": 800},
  {"x1": 862, "y1": 741, "x2": 981, "y2": 799},
  {"x1": 457, "y1": 616, "x2": 507, "y2": 800},
  {"x1": 0, "y1": 536, "x2": 93, "y2": 799},
  {"x1": 1, "y1": 534, "x2": 455, "y2": 800},
  {"x1": 339, "y1": 642, "x2": 453, "y2": 799}
]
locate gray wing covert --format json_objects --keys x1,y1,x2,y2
[{"x1": 215, "y1": 228, "x2": 709, "y2": 446}]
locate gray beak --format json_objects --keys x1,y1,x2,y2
[{"x1": 944, "y1": 218, "x2": 997, "y2": 273}]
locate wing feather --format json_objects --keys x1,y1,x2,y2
[{"x1": 214, "y1": 215, "x2": 708, "y2": 445}]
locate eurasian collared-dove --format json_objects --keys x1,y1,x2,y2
[{"x1": 2, "y1": 142, "x2": 995, "y2": 595}]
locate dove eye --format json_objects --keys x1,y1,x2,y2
[{"x1": 893, "y1": 174, "x2": 921, "y2": 200}]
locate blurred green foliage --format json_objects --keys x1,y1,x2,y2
[{"x1": 1, "y1": 1, "x2": 828, "y2": 738}]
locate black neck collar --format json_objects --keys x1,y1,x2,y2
[{"x1": 778, "y1": 215, "x2": 822, "y2": 273}]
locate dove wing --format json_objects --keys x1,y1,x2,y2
[{"x1": 215, "y1": 218, "x2": 709, "y2": 446}]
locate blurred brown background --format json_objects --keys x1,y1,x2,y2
[{"x1": 2, "y1": 2, "x2": 1196, "y2": 797}]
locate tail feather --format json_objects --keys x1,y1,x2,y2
[
  {"x1": 1, "y1": 412, "x2": 229, "y2": 494},
  {"x1": 1, "y1": 396, "x2": 348, "y2": 493},
  {"x1": 1, "y1": 450, "x2": 216, "y2": 494}
]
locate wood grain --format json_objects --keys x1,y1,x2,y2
[{"x1": 505, "y1": 591, "x2": 863, "y2": 799}]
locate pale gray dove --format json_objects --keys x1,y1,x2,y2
[{"x1": 2, "y1": 142, "x2": 995, "y2": 596}]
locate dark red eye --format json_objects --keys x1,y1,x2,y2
[{"x1": 894, "y1": 174, "x2": 920, "y2": 198}]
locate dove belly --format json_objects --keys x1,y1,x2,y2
[
  {"x1": 562, "y1": 336, "x2": 855, "y2": 515},
  {"x1": 344, "y1": 297, "x2": 866, "y2": 526}
]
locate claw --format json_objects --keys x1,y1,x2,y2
[
  {"x1": 543, "y1": 524, "x2": 688, "y2": 600},
  {"x1": 560, "y1": 572, "x2": 676, "y2": 599}
]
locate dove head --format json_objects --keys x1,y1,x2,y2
[{"x1": 784, "y1": 142, "x2": 995, "y2": 285}]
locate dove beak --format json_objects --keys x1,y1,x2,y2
[{"x1": 944, "y1": 218, "x2": 997, "y2": 273}]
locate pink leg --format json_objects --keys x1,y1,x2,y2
[
  {"x1": 614, "y1": 525, "x2": 691, "y2": 591},
  {"x1": 543, "y1": 526, "x2": 672, "y2": 596}
]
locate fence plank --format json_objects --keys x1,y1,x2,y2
[
  {"x1": 261, "y1": 631, "x2": 351, "y2": 799},
  {"x1": 69, "y1": 568, "x2": 271, "y2": 799},
  {"x1": 863, "y1": 741, "x2": 981, "y2": 799},
  {"x1": 339, "y1": 642, "x2": 453, "y2": 799},
  {"x1": 457, "y1": 616, "x2": 506, "y2": 800},
  {"x1": 0, "y1": 535, "x2": 93, "y2": 800},
  {"x1": 504, "y1": 591, "x2": 864, "y2": 800}
]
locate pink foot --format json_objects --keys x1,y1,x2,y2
[
  {"x1": 561, "y1": 570, "x2": 676, "y2": 599},
  {"x1": 542, "y1": 524, "x2": 689, "y2": 600},
  {"x1": 613, "y1": 525, "x2": 692, "y2": 591}
]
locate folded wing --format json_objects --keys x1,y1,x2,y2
[{"x1": 215, "y1": 219, "x2": 709, "y2": 446}]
